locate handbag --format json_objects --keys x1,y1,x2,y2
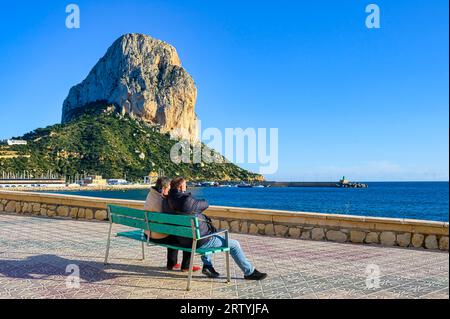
[
  {"x1": 167, "y1": 198, "x2": 218, "y2": 233},
  {"x1": 197, "y1": 213, "x2": 218, "y2": 234}
]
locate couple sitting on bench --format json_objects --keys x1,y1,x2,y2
[{"x1": 144, "y1": 176, "x2": 267, "y2": 281}]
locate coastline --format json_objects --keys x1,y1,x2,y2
[
  {"x1": 0, "y1": 184, "x2": 153, "y2": 192},
  {"x1": 2, "y1": 181, "x2": 447, "y2": 193},
  {"x1": 3, "y1": 181, "x2": 447, "y2": 222}
]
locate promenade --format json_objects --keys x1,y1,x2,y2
[{"x1": 0, "y1": 213, "x2": 448, "y2": 299}]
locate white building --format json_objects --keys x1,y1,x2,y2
[
  {"x1": 107, "y1": 179, "x2": 128, "y2": 185},
  {"x1": 7, "y1": 139, "x2": 27, "y2": 146}
]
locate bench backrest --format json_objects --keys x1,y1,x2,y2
[{"x1": 107, "y1": 204, "x2": 201, "y2": 239}]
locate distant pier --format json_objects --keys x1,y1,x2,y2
[
  {"x1": 0, "y1": 178, "x2": 66, "y2": 188},
  {"x1": 265, "y1": 182, "x2": 340, "y2": 187},
  {"x1": 265, "y1": 178, "x2": 368, "y2": 188}
]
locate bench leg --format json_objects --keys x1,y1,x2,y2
[
  {"x1": 186, "y1": 241, "x2": 197, "y2": 291},
  {"x1": 186, "y1": 253, "x2": 195, "y2": 291},
  {"x1": 226, "y1": 251, "x2": 231, "y2": 283},
  {"x1": 104, "y1": 223, "x2": 113, "y2": 265},
  {"x1": 141, "y1": 241, "x2": 145, "y2": 260},
  {"x1": 225, "y1": 231, "x2": 231, "y2": 283}
]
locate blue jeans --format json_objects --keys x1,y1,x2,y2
[{"x1": 199, "y1": 235, "x2": 255, "y2": 276}]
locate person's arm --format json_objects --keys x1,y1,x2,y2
[
  {"x1": 183, "y1": 195, "x2": 209, "y2": 213},
  {"x1": 193, "y1": 198, "x2": 209, "y2": 212}
]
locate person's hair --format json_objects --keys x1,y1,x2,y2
[
  {"x1": 170, "y1": 177, "x2": 186, "y2": 190},
  {"x1": 155, "y1": 177, "x2": 171, "y2": 190}
]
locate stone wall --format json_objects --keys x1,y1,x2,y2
[
  {"x1": 0, "y1": 191, "x2": 142, "y2": 221},
  {"x1": 205, "y1": 206, "x2": 449, "y2": 251},
  {"x1": 0, "y1": 190, "x2": 448, "y2": 251}
]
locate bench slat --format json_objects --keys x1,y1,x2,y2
[
  {"x1": 155, "y1": 242, "x2": 229, "y2": 255},
  {"x1": 147, "y1": 212, "x2": 194, "y2": 227},
  {"x1": 108, "y1": 205, "x2": 146, "y2": 219},
  {"x1": 110, "y1": 214, "x2": 148, "y2": 230},
  {"x1": 149, "y1": 223, "x2": 194, "y2": 238},
  {"x1": 116, "y1": 230, "x2": 230, "y2": 255}
]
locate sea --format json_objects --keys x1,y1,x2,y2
[{"x1": 41, "y1": 182, "x2": 449, "y2": 222}]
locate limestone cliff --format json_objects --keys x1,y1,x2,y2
[{"x1": 62, "y1": 33, "x2": 198, "y2": 141}]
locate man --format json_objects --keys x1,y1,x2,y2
[
  {"x1": 163, "y1": 177, "x2": 267, "y2": 280},
  {"x1": 144, "y1": 177, "x2": 200, "y2": 272}
]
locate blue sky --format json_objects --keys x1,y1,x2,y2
[{"x1": 0, "y1": 0, "x2": 448, "y2": 181}]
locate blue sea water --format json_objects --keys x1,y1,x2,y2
[{"x1": 41, "y1": 182, "x2": 449, "y2": 222}]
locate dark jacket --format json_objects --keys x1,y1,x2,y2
[{"x1": 163, "y1": 189, "x2": 212, "y2": 247}]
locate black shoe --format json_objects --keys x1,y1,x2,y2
[
  {"x1": 244, "y1": 269, "x2": 267, "y2": 281},
  {"x1": 202, "y1": 266, "x2": 220, "y2": 278},
  {"x1": 166, "y1": 264, "x2": 179, "y2": 271}
]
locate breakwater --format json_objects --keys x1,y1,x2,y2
[
  {"x1": 265, "y1": 181, "x2": 368, "y2": 188},
  {"x1": 266, "y1": 182, "x2": 341, "y2": 187}
]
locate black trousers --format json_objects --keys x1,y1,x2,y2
[
  {"x1": 149, "y1": 235, "x2": 192, "y2": 269},
  {"x1": 167, "y1": 248, "x2": 191, "y2": 270}
]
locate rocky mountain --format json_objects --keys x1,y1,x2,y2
[
  {"x1": 62, "y1": 33, "x2": 198, "y2": 141},
  {"x1": 0, "y1": 34, "x2": 264, "y2": 182}
]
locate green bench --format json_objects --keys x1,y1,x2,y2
[{"x1": 104, "y1": 204, "x2": 231, "y2": 291}]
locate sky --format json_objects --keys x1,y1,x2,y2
[{"x1": 0, "y1": 0, "x2": 448, "y2": 181}]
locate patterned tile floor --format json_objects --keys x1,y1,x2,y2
[{"x1": 0, "y1": 213, "x2": 448, "y2": 299}]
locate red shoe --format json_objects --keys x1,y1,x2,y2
[
  {"x1": 181, "y1": 266, "x2": 201, "y2": 272},
  {"x1": 167, "y1": 263, "x2": 181, "y2": 270}
]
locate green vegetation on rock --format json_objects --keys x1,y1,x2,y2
[{"x1": 0, "y1": 108, "x2": 263, "y2": 182}]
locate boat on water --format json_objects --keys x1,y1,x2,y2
[{"x1": 237, "y1": 182, "x2": 253, "y2": 188}]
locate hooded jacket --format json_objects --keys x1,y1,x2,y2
[{"x1": 163, "y1": 189, "x2": 212, "y2": 247}]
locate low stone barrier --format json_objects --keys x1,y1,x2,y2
[{"x1": 0, "y1": 190, "x2": 448, "y2": 251}]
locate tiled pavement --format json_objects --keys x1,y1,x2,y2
[{"x1": 0, "y1": 213, "x2": 448, "y2": 299}]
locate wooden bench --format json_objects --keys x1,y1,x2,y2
[{"x1": 104, "y1": 204, "x2": 231, "y2": 291}]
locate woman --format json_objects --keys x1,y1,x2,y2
[{"x1": 144, "y1": 177, "x2": 200, "y2": 272}]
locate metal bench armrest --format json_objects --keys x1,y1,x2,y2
[{"x1": 198, "y1": 229, "x2": 229, "y2": 242}]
